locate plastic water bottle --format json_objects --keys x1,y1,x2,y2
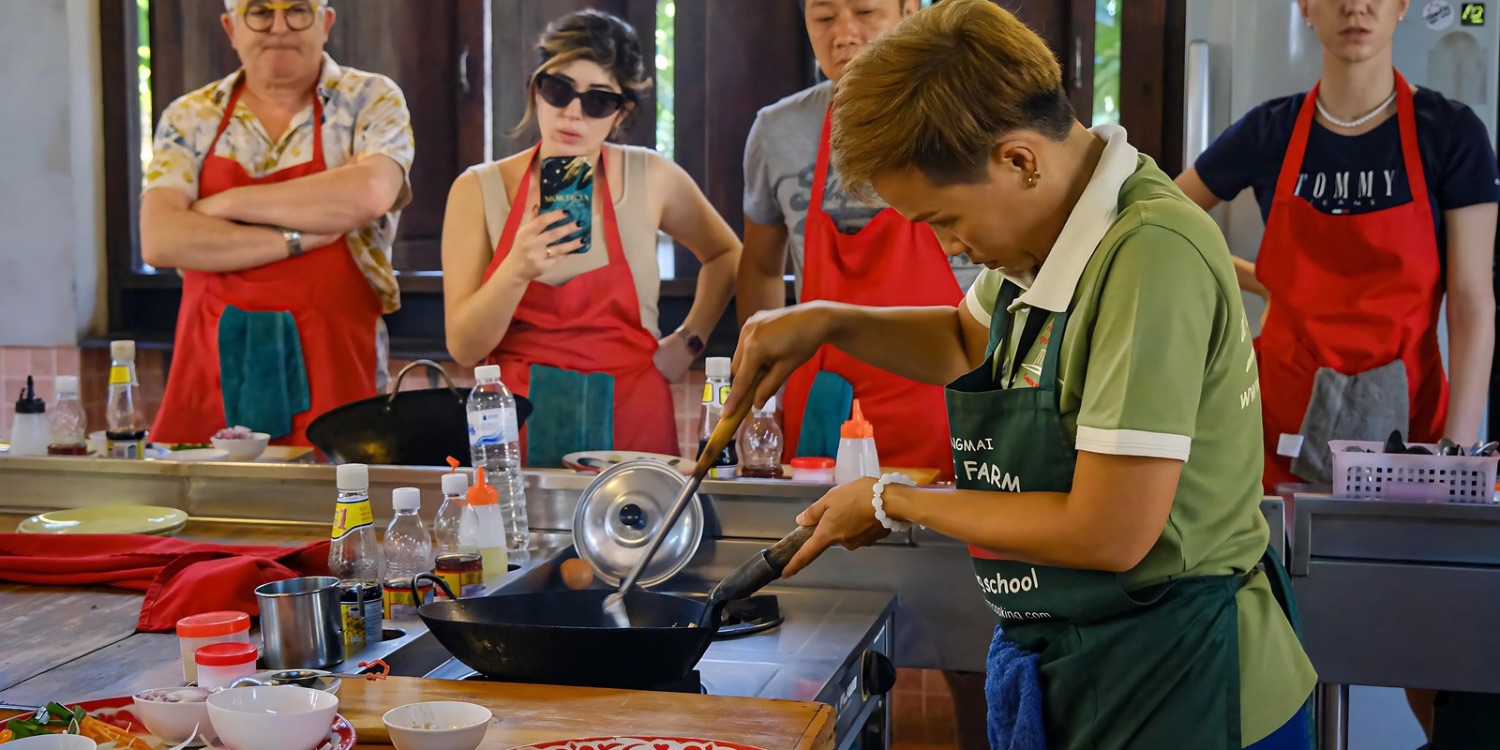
[
  {"x1": 381, "y1": 487, "x2": 433, "y2": 619},
  {"x1": 467, "y1": 365, "x2": 529, "y2": 562}
]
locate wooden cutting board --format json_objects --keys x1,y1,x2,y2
[{"x1": 340, "y1": 676, "x2": 835, "y2": 750}]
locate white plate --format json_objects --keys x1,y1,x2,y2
[
  {"x1": 561, "y1": 451, "x2": 688, "y2": 474},
  {"x1": 167, "y1": 448, "x2": 231, "y2": 462}
]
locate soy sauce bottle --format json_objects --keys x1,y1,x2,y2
[{"x1": 698, "y1": 357, "x2": 738, "y2": 478}]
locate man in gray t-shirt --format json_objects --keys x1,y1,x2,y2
[
  {"x1": 738, "y1": 0, "x2": 980, "y2": 314},
  {"x1": 736, "y1": 6, "x2": 987, "y2": 747}
]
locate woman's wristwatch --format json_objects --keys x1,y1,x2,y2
[
  {"x1": 674, "y1": 326, "x2": 705, "y2": 356},
  {"x1": 872, "y1": 473, "x2": 918, "y2": 532}
]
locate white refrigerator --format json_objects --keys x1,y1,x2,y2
[{"x1": 1182, "y1": 0, "x2": 1499, "y2": 440}]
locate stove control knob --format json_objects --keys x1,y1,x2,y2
[{"x1": 860, "y1": 650, "x2": 896, "y2": 698}]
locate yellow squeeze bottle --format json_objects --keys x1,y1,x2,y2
[{"x1": 467, "y1": 465, "x2": 508, "y2": 587}]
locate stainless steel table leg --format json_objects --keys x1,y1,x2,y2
[{"x1": 1316, "y1": 683, "x2": 1349, "y2": 750}]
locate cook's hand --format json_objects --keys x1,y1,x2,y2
[
  {"x1": 498, "y1": 207, "x2": 582, "y2": 282},
  {"x1": 782, "y1": 477, "x2": 891, "y2": 577},
  {"x1": 724, "y1": 304, "x2": 835, "y2": 416},
  {"x1": 653, "y1": 332, "x2": 696, "y2": 382}
]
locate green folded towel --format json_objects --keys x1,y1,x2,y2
[
  {"x1": 796, "y1": 371, "x2": 854, "y2": 459},
  {"x1": 526, "y1": 364, "x2": 614, "y2": 468},
  {"x1": 218, "y1": 306, "x2": 310, "y2": 440}
]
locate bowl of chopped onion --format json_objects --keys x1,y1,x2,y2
[
  {"x1": 211, "y1": 427, "x2": 270, "y2": 462},
  {"x1": 131, "y1": 687, "x2": 214, "y2": 745}
]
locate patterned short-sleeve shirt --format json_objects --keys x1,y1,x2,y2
[{"x1": 142, "y1": 53, "x2": 414, "y2": 313}]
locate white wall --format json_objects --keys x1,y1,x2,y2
[{"x1": 0, "y1": 0, "x2": 104, "y2": 346}]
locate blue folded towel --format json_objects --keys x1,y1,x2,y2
[
  {"x1": 218, "y1": 306, "x2": 309, "y2": 440},
  {"x1": 985, "y1": 626, "x2": 1048, "y2": 750},
  {"x1": 526, "y1": 364, "x2": 614, "y2": 468},
  {"x1": 796, "y1": 371, "x2": 854, "y2": 459}
]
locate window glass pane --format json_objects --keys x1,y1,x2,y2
[
  {"x1": 656, "y1": 0, "x2": 675, "y2": 159},
  {"x1": 1093, "y1": 0, "x2": 1120, "y2": 126}
]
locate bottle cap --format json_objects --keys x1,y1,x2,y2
[
  {"x1": 55, "y1": 376, "x2": 79, "y2": 397},
  {"x1": 14, "y1": 376, "x2": 45, "y2": 415},
  {"x1": 474, "y1": 364, "x2": 501, "y2": 381},
  {"x1": 336, "y1": 463, "x2": 369, "y2": 492},
  {"x1": 705, "y1": 357, "x2": 732, "y2": 379},
  {"x1": 840, "y1": 399, "x2": 874, "y2": 439},
  {"x1": 194, "y1": 641, "x2": 258, "y2": 667},
  {"x1": 110, "y1": 340, "x2": 136, "y2": 361},
  {"x1": 176, "y1": 610, "x2": 251, "y2": 638},
  {"x1": 392, "y1": 487, "x2": 421, "y2": 511},
  {"x1": 791, "y1": 457, "x2": 836, "y2": 470},
  {"x1": 756, "y1": 394, "x2": 778, "y2": 415},
  {"x1": 467, "y1": 465, "x2": 499, "y2": 507},
  {"x1": 442, "y1": 471, "x2": 469, "y2": 496}
]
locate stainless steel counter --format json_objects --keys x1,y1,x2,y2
[{"x1": 0, "y1": 455, "x2": 1287, "y2": 676}]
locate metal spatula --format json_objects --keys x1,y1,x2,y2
[{"x1": 602, "y1": 375, "x2": 761, "y2": 627}]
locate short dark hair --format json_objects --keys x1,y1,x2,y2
[
  {"x1": 832, "y1": 0, "x2": 1075, "y2": 191},
  {"x1": 517, "y1": 10, "x2": 653, "y2": 134}
]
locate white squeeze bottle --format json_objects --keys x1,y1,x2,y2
[
  {"x1": 467, "y1": 365, "x2": 530, "y2": 563},
  {"x1": 834, "y1": 399, "x2": 881, "y2": 484},
  {"x1": 467, "y1": 465, "x2": 508, "y2": 586}
]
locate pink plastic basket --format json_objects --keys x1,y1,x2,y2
[{"x1": 1329, "y1": 440, "x2": 1498, "y2": 503}]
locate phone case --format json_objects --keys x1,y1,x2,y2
[{"x1": 539, "y1": 156, "x2": 594, "y2": 254}]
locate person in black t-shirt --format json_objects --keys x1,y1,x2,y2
[{"x1": 1178, "y1": 1, "x2": 1497, "y2": 747}]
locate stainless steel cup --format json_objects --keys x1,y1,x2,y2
[{"x1": 254, "y1": 576, "x2": 344, "y2": 669}]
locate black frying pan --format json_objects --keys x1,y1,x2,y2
[
  {"x1": 412, "y1": 526, "x2": 815, "y2": 689},
  {"x1": 306, "y1": 359, "x2": 532, "y2": 467}
]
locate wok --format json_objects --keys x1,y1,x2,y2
[
  {"x1": 306, "y1": 359, "x2": 532, "y2": 467},
  {"x1": 413, "y1": 525, "x2": 815, "y2": 689}
]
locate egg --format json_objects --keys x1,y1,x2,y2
[{"x1": 560, "y1": 558, "x2": 595, "y2": 590}]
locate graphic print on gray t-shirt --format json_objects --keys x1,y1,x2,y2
[{"x1": 743, "y1": 81, "x2": 981, "y2": 298}]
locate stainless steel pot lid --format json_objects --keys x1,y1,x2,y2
[{"x1": 572, "y1": 459, "x2": 704, "y2": 587}]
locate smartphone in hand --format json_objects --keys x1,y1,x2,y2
[{"x1": 539, "y1": 156, "x2": 594, "y2": 254}]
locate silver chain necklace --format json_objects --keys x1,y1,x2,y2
[{"x1": 1315, "y1": 89, "x2": 1397, "y2": 128}]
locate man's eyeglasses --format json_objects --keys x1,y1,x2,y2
[
  {"x1": 238, "y1": 2, "x2": 321, "y2": 33},
  {"x1": 535, "y1": 73, "x2": 629, "y2": 119}
]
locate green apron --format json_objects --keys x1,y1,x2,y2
[{"x1": 945, "y1": 280, "x2": 1261, "y2": 750}]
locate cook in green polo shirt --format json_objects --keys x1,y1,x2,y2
[{"x1": 725, "y1": 2, "x2": 1317, "y2": 748}]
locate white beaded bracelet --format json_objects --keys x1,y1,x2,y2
[{"x1": 872, "y1": 472, "x2": 917, "y2": 532}]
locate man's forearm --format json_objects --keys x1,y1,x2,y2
[
  {"x1": 141, "y1": 200, "x2": 291, "y2": 273},
  {"x1": 197, "y1": 160, "x2": 400, "y2": 235},
  {"x1": 736, "y1": 267, "x2": 790, "y2": 325},
  {"x1": 1444, "y1": 301, "x2": 1494, "y2": 443}
]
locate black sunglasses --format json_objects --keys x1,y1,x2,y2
[{"x1": 535, "y1": 73, "x2": 628, "y2": 119}]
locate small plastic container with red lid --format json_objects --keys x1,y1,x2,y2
[
  {"x1": 790, "y1": 457, "x2": 836, "y2": 483},
  {"x1": 177, "y1": 611, "x2": 251, "y2": 684},
  {"x1": 194, "y1": 642, "x2": 259, "y2": 690}
]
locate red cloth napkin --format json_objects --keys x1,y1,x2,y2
[{"x1": 0, "y1": 533, "x2": 331, "y2": 632}]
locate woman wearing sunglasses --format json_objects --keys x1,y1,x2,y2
[{"x1": 442, "y1": 9, "x2": 740, "y2": 465}]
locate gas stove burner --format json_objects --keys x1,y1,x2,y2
[{"x1": 460, "y1": 669, "x2": 707, "y2": 694}]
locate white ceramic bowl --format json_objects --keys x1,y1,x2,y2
[
  {"x1": 382, "y1": 701, "x2": 492, "y2": 750},
  {"x1": 2, "y1": 735, "x2": 97, "y2": 750},
  {"x1": 132, "y1": 687, "x2": 215, "y2": 744},
  {"x1": 211, "y1": 433, "x2": 270, "y2": 462},
  {"x1": 207, "y1": 685, "x2": 337, "y2": 750}
]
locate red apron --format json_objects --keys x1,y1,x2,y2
[
  {"x1": 782, "y1": 109, "x2": 963, "y2": 480},
  {"x1": 1255, "y1": 72, "x2": 1446, "y2": 491},
  {"x1": 151, "y1": 85, "x2": 381, "y2": 446},
  {"x1": 482, "y1": 147, "x2": 677, "y2": 458}
]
